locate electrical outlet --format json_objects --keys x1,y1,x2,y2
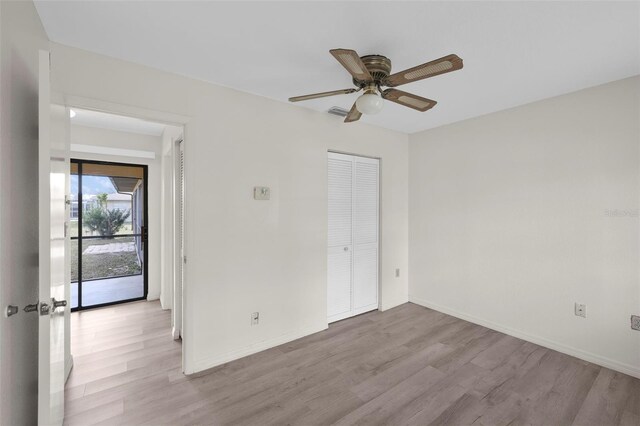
[
  {"x1": 251, "y1": 312, "x2": 259, "y2": 325},
  {"x1": 574, "y1": 303, "x2": 586, "y2": 318},
  {"x1": 631, "y1": 315, "x2": 640, "y2": 331},
  {"x1": 395, "y1": 268, "x2": 400, "y2": 278}
]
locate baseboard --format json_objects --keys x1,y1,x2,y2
[
  {"x1": 64, "y1": 354, "x2": 74, "y2": 384},
  {"x1": 380, "y1": 296, "x2": 409, "y2": 312},
  {"x1": 192, "y1": 323, "x2": 328, "y2": 374},
  {"x1": 409, "y1": 296, "x2": 640, "y2": 379}
]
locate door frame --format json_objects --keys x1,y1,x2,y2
[
  {"x1": 327, "y1": 150, "x2": 382, "y2": 321},
  {"x1": 70, "y1": 159, "x2": 149, "y2": 311},
  {"x1": 172, "y1": 138, "x2": 185, "y2": 340},
  {"x1": 63, "y1": 96, "x2": 190, "y2": 372}
]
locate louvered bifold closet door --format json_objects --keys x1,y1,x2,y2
[
  {"x1": 327, "y1": 153, "x2": 353, "y2": 322},
  {"x1": 353, "y1": 156, "x2": 379, "y2": 313},
  {"x1": 328, "y1": 152, "x2": 379, "y2": 323}
]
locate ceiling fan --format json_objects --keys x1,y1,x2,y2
[{"x1": 289, "y1": 49, "x2": 463, "y2": 123}]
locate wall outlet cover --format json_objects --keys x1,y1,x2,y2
[
  {"x1": 574, "y1": 303, "x2": 586, "y2": 318},
  {"x1": 254, "y1": 186, "x2": 270, "y2": 200},
  {"x1": 631, "y1": 315, "x2": 640, "y2": 331}
]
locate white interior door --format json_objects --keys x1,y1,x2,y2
[
  {"x1": 38, "y1": 50, "x2": 69, "y2": 426},
  {"x1": 327, "y1": 152, "x2": 379, "y2": 323}
]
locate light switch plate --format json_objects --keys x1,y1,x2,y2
[
  {"x1": 575, "y1": 303, "x2": 586, "y2": 318},
  {"x1": 254, "y1": 186, "x2": 270, "y2": 200}
]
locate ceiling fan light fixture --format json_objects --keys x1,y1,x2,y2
[
  {"x1": 356, "y1": 91, "x2": 384, "y2": 115},
  {"x1": 288, "y1": 49, "x2": 463, "y2": 123}
]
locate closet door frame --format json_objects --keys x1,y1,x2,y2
[{"x1": 327, "y1": 151, "x2": 381, "y2": 323}]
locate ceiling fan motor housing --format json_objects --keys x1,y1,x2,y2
[{"x1": 353, "y1": 55, "x2": 392, "y2": 87}]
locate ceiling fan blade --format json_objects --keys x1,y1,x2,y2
[
  {"x1": 330, "y1": 49, "x2": 373, "y2": 83},
  {"x1": 384, "y1": 54, "x2": 463, "y2": 87},
  {"x1": 382, "y1": 89, "x2": 437, "y2": 112},
  {"x1": 289, "y1": 88, "x2": 358, "y2": 102},
  {"x1": 344, "y1": 102, "x2": 362, "y2": 123}
]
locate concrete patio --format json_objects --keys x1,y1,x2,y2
[{"x1": 71, "y1": 274, "x2": 144, "y2": 308}]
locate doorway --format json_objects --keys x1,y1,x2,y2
[{"x1": 70, "y1": 159, "x2": 148, "y2": 310}]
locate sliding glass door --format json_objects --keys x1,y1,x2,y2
[{"x1": 70, "y1": 160, "x2": 148, "y2": 311}]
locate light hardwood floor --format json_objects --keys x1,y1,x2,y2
[{"x1": 65, "y1": 301, "x2": 640, "y2": 425}]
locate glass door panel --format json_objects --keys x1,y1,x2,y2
[
  {"x1": 71, "y1": 160, "x2": 147, "y2": 310},
  {"x1": 70, "y1": 166, "x2": 79, "y2": 309}
]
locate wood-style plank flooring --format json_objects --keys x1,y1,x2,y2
[{"x1": 65, "y1": 301, "x2": 640, "y2": 425}]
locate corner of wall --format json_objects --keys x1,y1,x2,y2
[
  {"x1": 409, "y1": 295, "x2": 640, "y2": 379},
  {"x1": 190, "y1": 322, "x2": 328, "y2": 374}
]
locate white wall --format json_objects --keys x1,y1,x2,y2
[
  {"x1": 0, "y1": 1, "x2": 49, "y2": 423},
  {"x1": 70, "y1": 125, "x2": 163, "y2": 300},
  {"x1": 51, "y1": 44, "x2": 409, "y2": 373},
  {"x1": 409, "y1": 76, "x2": 640, "y2": 378}
]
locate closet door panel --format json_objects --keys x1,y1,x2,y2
[
  {"x1": 328, "y1": 155, "x2": 352, "y2": 248},
  {"x1": 327, "y1": 247, "x2": 352, "y2": 319},
  {"x1": 353, "y1": 159, "x2": 379, "y2": 246},
  {"x1": 353, "y1": 157, "x2": 379, "y2": 311},
  {"x1": 327, "y1": 153, "x2": 353, "y2": 321},
  {"x1": 353, "y1": 244, "x2": 378, "y2": 311}
]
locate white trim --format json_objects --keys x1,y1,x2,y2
[
  {"x1": 174, "y1": 139, "x2": 185, "y2": 349},
  {"x1": 328, "y1": 311, "x2": 353, "y2": 324},
  {"x1": 191, "y1": 323, "x2": 327, "y2": 373},
  {"x1": 171, "y1": 326, "x2": 180, "y2": 340},
  {"x1": 328, "y1": 305, "x2": 378, "y2": 323},
  {"x1": 70, "y1": 143, "x2": 156, "y2": 159},
  {"x1": 64, "y1": 355, "x2": 73, "y2": 384},
  {"x1": 63, "y1": 95, "x2": 190, "y2": 126},
  {"x1": 409, "y1": 296, "x2": 640, "y2": 379}
]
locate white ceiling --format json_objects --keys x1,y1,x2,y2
[
  {"x1": 35, "y1": 1, "x2": 640, "y2": 134},
  {"x1": 71, "y1": 108, "x2": 167, "y2": 136}
]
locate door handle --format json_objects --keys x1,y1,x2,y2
[
  {"x1": 5, "y1": 305, "x2": 18, "y2": 317},
  {"x1": 23, "y1": 303, "x2": 39, "y2": 313},
  {"x1": 51, "y1": 298, "x2": 67, "y2": 312},
  {"x1": 40, "y1": 303, "x2": 50, "y2": 316},
  {"x1": 344, "y1": 247, "x2": 349, "y2": 252}
]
